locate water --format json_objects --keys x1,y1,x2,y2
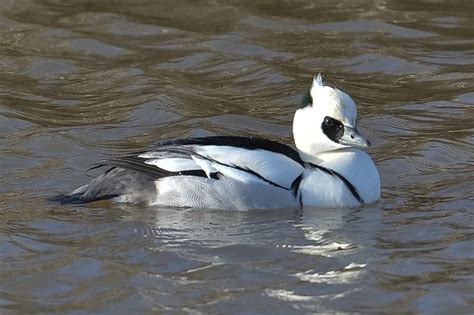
[{"x1": 1, "y1": 0, "x2": 473, "y2": 313}]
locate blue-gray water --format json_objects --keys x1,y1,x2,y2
[{"x1": 0, "y1": 0, "x2": 473, "y2": 313}]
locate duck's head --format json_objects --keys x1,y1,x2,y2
[{"x1": 293, "y1": 73, "x2": 370, "y2": 161}]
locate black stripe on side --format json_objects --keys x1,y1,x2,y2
[
  {"x1": 291, "y1": 174, "x2": 303, "y2": 197},
  {"x1": 308, "y1": 163, "x2": 365, "y2": 206}
]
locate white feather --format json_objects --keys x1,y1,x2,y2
[
  {"x1": 144, "y1": 158, "x2": 198, "y2": 172},
  {"x1": 313, "y1": 73, "x2": 324, "y2": 88},
  {"x1": 195, "y1": 146, "x2": 304, "y2": 189},
  {"x1": 152, "y1": 176, "x2": 299, "y2": 210},
  {"x1": 137, "y1": 145, "x2": 304, "y2": 188},
  {"x1": 317, "y1": 149, "x2": 381, "y2": 203},
  {"x1": 191, "y1": 155, "x2": 214, "y2": 178},
  {"x1": 138, "y1": 152, "x2": 166, "y2": 159}
]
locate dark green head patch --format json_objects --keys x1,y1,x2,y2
[{"x1": 299, "y1": 89, "x2": 312, "y2": 108}]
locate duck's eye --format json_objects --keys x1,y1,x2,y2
[
  {"x1": 324, "y1": 116, "x2": 334, "y2": 126},
  {"x1": 321, "y1": 116, "x2": 344, "y2": 143}
]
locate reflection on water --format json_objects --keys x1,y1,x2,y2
[{"x1": 0, "y1": 0, "x2": 473, "y2": 313}]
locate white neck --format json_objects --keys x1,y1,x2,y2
[{"x1": 293, "y1": 106, "x2": 347, "y2": 162}]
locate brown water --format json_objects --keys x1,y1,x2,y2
[{"x1": 1, "y1": 0, "x2": 473, "y2": 313}]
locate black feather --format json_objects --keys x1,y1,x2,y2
[{"x1": 291, "y1": 174, "x2": 303, "y2": 197}]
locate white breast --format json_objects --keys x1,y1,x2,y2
[{"x1": 300, "y1": 149, "x2": 380, "y2": 207}]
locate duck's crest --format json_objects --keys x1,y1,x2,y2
[
  {"x1": 299, "y1": 73, "x2": 325, "y2": 109},
  {"x1": 313, "y1": 73, "x2": 324, "y2": 89}
]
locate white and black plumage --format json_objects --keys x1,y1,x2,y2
[{"x1": 52, "y1": 74, "x2": 380, "y2": 210}]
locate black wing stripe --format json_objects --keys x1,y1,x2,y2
[
  {"x1": 153, "y1": 136, "x2": 304, "y2": 165},
  {"x1": 308, "y1": 163, "x2": 365, "y2": 205},
  {"x1": 146, "y1": 146, "x2": 297, "y2": 190},
  {"x1": 190, "y1": 152, "x2": 292, "y2": 190}
]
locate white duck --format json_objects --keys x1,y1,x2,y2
[{"x1": 52, "y1": 74, "x2": 380, "y2": 210}]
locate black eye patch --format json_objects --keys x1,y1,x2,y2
[{"x1": 321, "y1": 116, "x2": 344, "y2": 143}]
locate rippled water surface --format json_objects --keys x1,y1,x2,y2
[{"x1": 1, "y1": 0, "x2": 473, "y2": 313}]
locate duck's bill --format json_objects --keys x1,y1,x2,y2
[{"x1": 339, "y1": 126, "x2": 371, "y2": 148}]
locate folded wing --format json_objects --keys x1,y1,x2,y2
[{"x1": 108, "y1": 136, "x2": 305, "y2": 191}]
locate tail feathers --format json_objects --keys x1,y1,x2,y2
[
  {"x1": 49, "y1": 193, "x2": 119, "y2": 205},
  {"x1": 50, "y1": 167, "x2": 157, "y2": 205}
]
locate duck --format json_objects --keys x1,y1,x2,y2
[{"x1": 51, "y1": 73, "x2": 380, "y2": 210}]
